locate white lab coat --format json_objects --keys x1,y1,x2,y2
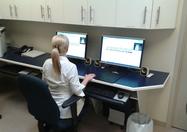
[{"x1": 42, "y1": 56, "x2": 85, "y2": 119}]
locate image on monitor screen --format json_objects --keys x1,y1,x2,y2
[
  {"x1": 100, "y1": 35, "x2": 145, "y2": 69},
  {"x1": 56, "y1": 31, "x2": 88, "y2": 59}
]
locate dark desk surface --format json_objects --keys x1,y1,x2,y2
[
  {"x1": 0, "y1": 47, "x2": 169, "y2": 91},
  {"x1": 0, "y1": 47, "x2": 50, "y2": 70}
]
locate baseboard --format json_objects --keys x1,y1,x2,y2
[{"x1": 153, "y1": 119, "x2": 167, "y2": 127}]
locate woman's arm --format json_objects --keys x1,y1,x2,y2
[{"x1": 67, "y1": 65, "x2": 95, "y2": 97}]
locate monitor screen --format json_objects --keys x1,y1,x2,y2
[
  {"x1": 56, "y1": 31, "x2": 87, "y2": 59},
  {"x1": 101, "y1": 35, "x2": 145, "y2": 69}
]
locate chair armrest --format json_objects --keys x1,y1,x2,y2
[
  {"x1": 62, "y1": 95, "x2": 82, "y2": 132},
  {"x1": 62, "y1": 95, "x2": 82, "y2": 108}
]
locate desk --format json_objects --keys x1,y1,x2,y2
[
  {"x1": 76, "y1": 61, "x2": 169, "y2": 91},
  {"x1": 0, "y1": 47, "x2": 169, "y2": 92},
  {"x1": 0, "y1": 47, "x2": 170, "y2": 126},
  {"x1": 0, "y1": 47, "x2": 49, "y2": 70}
]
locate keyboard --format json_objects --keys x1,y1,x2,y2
[
  {"x1": 86, "y1": 67, "x2": 121, "y2": 83},
  {"x1": 85, "y1": 86, "x2": 116, "y2": 98},
  {"x1": 98, "y1": 71, "x2": 121, "y2": 83},
  {"x1": 76, "y1": 63, "x2": 90, "y2": 76},
  {"x1": 86, "y1": 66, "x2": 102, "y2": 77}
]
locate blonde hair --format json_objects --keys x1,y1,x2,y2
[{"x1": 51, "y1": 35, "x2": 69, "y2": 75}]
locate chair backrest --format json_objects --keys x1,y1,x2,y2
[{"x1": 17, "y1": 74, "x2": 60, "y2": 125}]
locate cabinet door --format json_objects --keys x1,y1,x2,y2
[
  {"x1": 46, "y1": 0, "x2": 64, "y2": 23},
  {"x1": 28, "y1": 0, "x2": 46, "y2": 22},
  {"x1": 14, "y1": 0, "x2": 33, "y2": 21},
  {"x1": 116, "y1": 0, "x2": 152, "y2": 29},
  {"x1": 62, "y1": 0, "x2": 88, "y2": 25},
  {"x1": 0, "y1": 0, "x2": 15, "y2": 19},
  {"x1": 151, "y1": 0, "x2": 178, "y2": 29},
  {"x1": 88, "y1": 0, "x2": 116, "y2": 27}
]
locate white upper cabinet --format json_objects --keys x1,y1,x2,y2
[
  {"x1": 0, "y1": 0, "x2": 13, "y2": 20},
  {"x1": 62, "y1": 0, "x2": 116, "y2": 27},
  {"x1": 151, "y1": 0, "x2": 179, "y2": 29},
  {"x1": 46, "y1": 0, "x2": 64, "y2": 23},
  {"x1": 62, "y1": 0, "x2": 87, "y2": 25},
  {"x1": 0, "y1": 0, "x2": 179, "y2": 29},
  {"x1": 116, "y1": 0, "x2": 178, "y2": 29},
  {"x1": 0, "y1": 0, "x2": 33, "y2": 21},
  {"x1": 14, "y1": 0, "x2": 33, "y2": 21},
  {"x1": 28, "y1": 0, "x2": 46, "y2": 22},
  {"x1": 87, "y1": 0, "x2": 116, "y2": 27},
  {"x1": 116, "y1": 0, "x2": 153, "y2": 29},
  {"x1": 29, "y1": 0, "x2": 64, "y2": 23}
]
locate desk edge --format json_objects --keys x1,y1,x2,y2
[{"x1": 0, "y1": 58, "x2": 42, "y2": 70}]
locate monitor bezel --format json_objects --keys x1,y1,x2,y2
[
  {"x1": 100, "y1": 35, "x2": 145, "y2": 69},
  {"x1": 56, "y1": 31, "x2": 88, "y2": 60}
]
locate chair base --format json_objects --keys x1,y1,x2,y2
[{"x1": 38, "y1": 122, "x2": 47, "y2": 132}]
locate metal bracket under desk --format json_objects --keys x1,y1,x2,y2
[
  {"x1": 0, "y1": 64, "x2": 24, "y2": 77},
  {"x1": 0, "y1": 64, "x2": 42, "y2": 77},
  {"x1": 85, "y1": 91, "x2": 125, "y2": 106},
  {"x1": 84, "y1": 83, "x2": 138, "y2": 106}
]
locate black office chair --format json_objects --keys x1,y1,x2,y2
[{"x1": 17, "y1": 74, "x2": 81, "y2": 132}]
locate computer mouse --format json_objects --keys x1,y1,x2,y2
[{"x1": 117, "y1": 92, "x2": 124, "y2": 99}]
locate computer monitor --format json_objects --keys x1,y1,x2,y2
[
  {"x1": 101, "y1": 35, "x2": 145, "y2": 69},
  {"x1": 56, "y1": 31, "x2": 88, "y2": 60}
]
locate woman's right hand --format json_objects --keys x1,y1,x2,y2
[
  {"x1": 81, "y1": 73, "x2": 96, "y2": 86},
  {"x1": 85, "y1": 73, "x2": 96, "y2": 81}
]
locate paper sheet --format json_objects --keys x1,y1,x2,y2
[{"x1": 21, "y1": 50, "x2": 45, "y2": 58}]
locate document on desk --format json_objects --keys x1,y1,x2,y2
[{"x1": 21, "y1": 50, "x2": 45, "y2": 58}]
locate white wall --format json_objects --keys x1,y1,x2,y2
[
  {"x1": 138, "y1": 0, "x2": 184, "y2": 123},
  {"x1": 0, "y1": 0, "x2": 184, "y2": 123},
  {"x1": 170, "y1": 0, "x2": 187, "y2": 129}
]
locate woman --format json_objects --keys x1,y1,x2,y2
[{"x1": 42, "y1": 35, "x2": 95, "y2": 119}]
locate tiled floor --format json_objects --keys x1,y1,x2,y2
[{"x1": 0, "y1": 84, "x2": 186, "y2": 132}]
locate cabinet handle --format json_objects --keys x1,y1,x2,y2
[
  {"x1": 81, "y1": 6, "x2": 84, "y2": 22},
  {"x1": 89, "y1": 6, "x2": 94, "y2": 23},
  {"x1": 14, "y1": 5, "x2": 18, "y2": 18},
  {"x1": 9, "y1": 5, "x2": 13, "y2": 17},
  {"x1": 156, "y1": 6, "x2": 161, "y2": 24},
  {"x1": 47, "y1": 5, "x2": 51, "y2": 19},
  {"x1": 143, "y1": 6, "x2": 147, "y2": 24},
  {"x1": 40, "y1": 5, "x2": 45, "y2": 19}
]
